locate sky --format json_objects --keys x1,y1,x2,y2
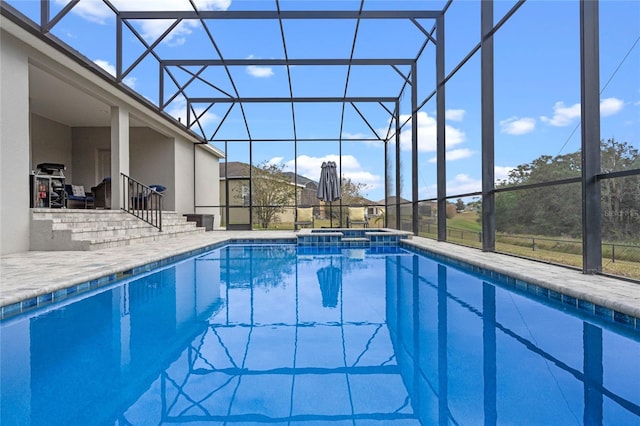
[{"x1": 9, "y1": 0, "x2": 640, "y2": 203}]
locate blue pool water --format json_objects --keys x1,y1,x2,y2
[{"x1": 1, "y1": 244, "x2": 639, "y2": 425}]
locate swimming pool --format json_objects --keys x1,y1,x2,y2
[{"x1": 1, "y1": 244, "x2": 638, "y2": 425}]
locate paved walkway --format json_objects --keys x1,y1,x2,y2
[{"x1": 1, "y1": 231, "x2": 638, "y2": 320}]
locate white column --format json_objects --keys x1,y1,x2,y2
[{"x1": 110, "y1": 106, "x2": 129, "y2": 209}]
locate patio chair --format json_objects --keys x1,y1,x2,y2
[
  {"x1": 91, "y1": 177, "x2": 111, "y2": 209},
  {"x1": 347, "y1": 207, "x2": 368, "y2": 228},
  {"x1": 131, "y1": 184, "x2": 166, "y2": 210},
  {"x1": 64, "y1": 184, "x2": 94, "y2": 209},
  {"x1": 295, "y1": 207, "x2": 315, "y2": 230}
]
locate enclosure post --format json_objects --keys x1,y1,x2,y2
[
  {"x1": 436, "y1": 13, "x2": 447, "y2": 241},
  {"x1": 481, "y1": 0, "x2": 496, "y2": 251},
  {"x1": 395, "y1": 102, "x2": 402, "y2": 230},
  {"x1": 411, "y1": 61, "x2": 419, "y2": 235},
  {"x1": 580, "y1": 0, "x2": 602, "y2": 273}
]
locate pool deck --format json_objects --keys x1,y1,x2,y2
[{"x1": 1, "y1": 231, "x2": 639, "y2": 321}]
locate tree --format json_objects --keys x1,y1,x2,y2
[
  {"x1": 340, "y1": 176, "x2": 369, "y2": 206},
  {"x1": 237, "y1": 161, "x2": 294, "y2": 229},
  {"x1": 455, "y1": 198, "x2": 465, "y2": 212},
  {"x1": 494, "y1": 138, "x2": 640, "y2": 240}
]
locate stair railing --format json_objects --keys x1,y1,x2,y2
[{"x1": 121, "y1": 173, "x2": 163, "y2": 231}]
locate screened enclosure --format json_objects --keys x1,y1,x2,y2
[{"x1": 2, "y1": 0, "x2": 639, "y2": 278}]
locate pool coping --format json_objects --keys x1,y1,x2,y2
[
  {"x1": 1, "y1": 231, "x2": 638, "y2": 327},
  {"x1": 401, "y1": 238, "x2": 640, "y2": 331}
]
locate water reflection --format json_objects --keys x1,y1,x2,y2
[
  {"x1": 385, "y1": 254, "x2": 640, "y2": 425},
  {"x1": 1, "y1": 246, "x2": 417, "y2": 425}
]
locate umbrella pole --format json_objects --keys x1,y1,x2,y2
[{"x1": 329, "y1": 202, "x2": 333, "y2": 228}]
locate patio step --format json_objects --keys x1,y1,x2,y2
[{"x1": 30, "y1": 209, "x2": 206, "y2": 251}]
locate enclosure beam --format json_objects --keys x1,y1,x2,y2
[
  {"x1": 162, "y1": 59, "x2": 415, "y2": 66},
  {"x1": 189, "y1": 97, "x2": 397, "y2": 103},
  {"x1": 436, "y1": 14, "x2": 447, "y2": 241},
  {"x1": 481, "y1": 0, "x2": 496, "y2": 251},
  {"x1": 580, "y1": 0, "x2": 602, "y2": 274},
  {"x1": 411, "y1": 62, "x2": 419, "y2": 235},
  {"x1": 119, "y1": 10, "x2": 441, "y2": 20}
]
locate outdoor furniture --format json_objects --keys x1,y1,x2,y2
[
  {"x1": 64, "y1": 184, "x2": 94, "y2": 209},
  {"x1": 91, "y1": 177, "x2": 111, "y2": 209},
  {"x1": 295, "y1": 207, "x2": 315, "y2": 229},
  {"x1": 131, "y1": 184, "x2": 165, "y2": 210},
  {"x1": 184, "y1": 213, "x2": 214, "y2": 231},
  {"x1": 347, "y1": 207, "x2": 368, "y2": 228}
]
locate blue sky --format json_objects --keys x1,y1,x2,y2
[{"x1": 10, "y1": 0, "x2": 639, "y2": 202}]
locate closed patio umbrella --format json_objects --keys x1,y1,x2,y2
[{"x1": 317, "y1": 161, "x2": 341, "y2": 227}]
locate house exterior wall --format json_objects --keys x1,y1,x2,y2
[
  {"x1": 30, "y1": 115, "x2": 72, "y2": 180},
  {"x1": 1, "y1": 31, "x2": 31, "y2": 254},
  {"x1": 72, "y1": 127, "x2": 110, "y2": 190},
  {"x1": 195, "y1": 145, "x2": 221, "y2": 227},
  {"x1": 130, "y1": 127, "x2": 176, "y2": 211},
  {"x1": 173, "y1": 135, "x2": 193, "y2": 215}
]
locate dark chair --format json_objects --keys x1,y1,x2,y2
[
  {"x1": 131, "y1": 184, "x2": 166, "y2": 210},
  {"x1": 64, "y1": 184, "x2": 94, "y2": 209},
  {"x1": 91, "y1": 177, "x2": 111, "y2": 209}
]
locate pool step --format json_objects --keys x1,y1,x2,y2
[
  {"x1": 296, "y1": 228, "x2": 412, "y2": 248},
  {"x1": 30, "y1": 209, "x2": 206, "y2": 251}
]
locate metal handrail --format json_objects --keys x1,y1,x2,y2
[{"x1": 121, "y1": 173, "x2": 163, "y2": 231}]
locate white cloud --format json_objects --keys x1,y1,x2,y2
[
  {"x1": 94, "y1": 59, "x2": 137, "y2": 88},
  {"x1": 495, "y1": 166, "x2": 515, "y2": 183},
  {"x1": 246, "y1": 54, "x2": 274, "y2": 78},
  {"x1": 280, "y1": 154, "x2": 382, "y2": 194},
  {"x1": 600, "y1": 97, "x2": 624, "y2": 116},
  {"x1": 267, "y1": 157, "x2": 284, "y2": 166},
  {"x1": 500, "y1": 116, "x2": 536, "y2": 135},
  {"x1": 343, "y1": 132, "x2": 377, "y2": 140},
  {"x1": 247, "y1": 65, "x2": 274, "y2": 78},
  {"x1": 54, "y1": 0, "x2": 111, "y2": 24},
  {"x1": 446, "y1": 148, "x2": 474, "y2": 161},
  {"x1": 446, "y1": 109, "x2": 466, "y2": 122},
  {"x1": 428, "y1": 148, "x2": 474, "y2": 163},
  {"x1": 419, "y1": 167, "x2": 515, "y2": 198},
  {"x1": 447, "y1": 174, "x2": 481, "y2": 195},
  {"x1": 540, "y1": 101, "x2": 581, "y2": 127},
  {"x1": 399, "y1": 111, "x2": 466, "y2": 152},
  {"x1": 419, "y1": 174, "x2": 481, "y2": 199},
  {"x1": 56, "y1": 0, "x2": 231, "y2": 44},
  {"x1": 541, "y1": 98, "x2": 625, "y2": 126}
]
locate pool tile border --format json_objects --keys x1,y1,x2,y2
[
  {"x1": 2, "y1": 235, "x2": 637, "y2": 335},
  {"x1": 402, "y1": 242, "x2": 639, "y2": 332},
  {"x1": 0, "y1": 238, "x2": 296, "y2": 320}
]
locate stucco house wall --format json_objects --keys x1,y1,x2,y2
[
  {"x1": 130, "y1": 127, "x2": 176, "y2": 212},
  {"x1": 30, "y1": 115, "x2": 73, "y2": 180},
  {"x1": 71, "y1": 127, "x2": 110, "y2": 190},
  {"x1": 195, "y1": 145, "x2": 221, "y2": 228}
]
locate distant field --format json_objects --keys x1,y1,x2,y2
[{"x1": 419, "y1": 211, "x2": 640, "y2": 280}]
